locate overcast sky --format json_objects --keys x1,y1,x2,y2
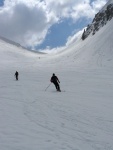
[{"x1": 0, "y1": 0, "x2": 108, "y2": 51}]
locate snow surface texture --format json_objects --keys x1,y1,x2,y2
[{"x1": 0, "y1": 10, "x2": 113, "y2": 150}]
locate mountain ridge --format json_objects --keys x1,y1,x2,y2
[{"x1": 81, "y1": 0, "x2": 113, "y2": 40}]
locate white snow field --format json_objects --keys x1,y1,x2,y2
[{"x1": 0, "y1": 14, "x2": 113, "y2": 150}]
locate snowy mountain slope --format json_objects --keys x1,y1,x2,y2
[
  {"x1": 0, "y1": 36, "x2": 46, "y2": 56},
  {"x1": 53, "y1": 17, "x2": 113, "y2": 69},
  {"x1": 0, "y1": 4, "x2": 113, "y2": 150},
  {"x1": 0, "y1": 36, "x2": 26, "y2": 49},
  {"x1": 81, "y1": 0, "x2": 113, "y2": 41}
]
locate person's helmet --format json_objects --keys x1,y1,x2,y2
[{"x1": 53, "y1": 73, "x2": 55, "y2": 76}]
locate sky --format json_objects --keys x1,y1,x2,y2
[{"x1": 0, "y1": 0, "x2": 108, "y2": 51}]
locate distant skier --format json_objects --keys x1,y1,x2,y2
[
  {"x1": 15, "y1": 71, "x2": 19, "y2": 80},
  {"x1": 50, "y1": 73, "x2": 61, "y2": 92}
]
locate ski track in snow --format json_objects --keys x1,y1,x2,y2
[{"x1": 0, "y1": 16, "x2": 113, "y2": 150}]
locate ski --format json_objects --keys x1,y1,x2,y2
[{"x1": 58, "y1": 90, "x2": 65, "y2": 92}]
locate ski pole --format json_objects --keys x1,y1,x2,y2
[{"x1": 45, "y1": 83, "x2": 51, "y2": 91}]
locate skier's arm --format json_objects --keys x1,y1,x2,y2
[{"x1": 57, "y1": 77, "x2": 60, "y2": 83}]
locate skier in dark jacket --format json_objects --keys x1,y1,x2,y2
[
  {"x1": 15, "y1": 71, "x2": 19, "y2": 80},
  {"x1": 50, "y1": 73, "x2": 61, "y2": 91}
]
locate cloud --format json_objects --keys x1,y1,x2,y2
[
  {"x1": 0, "y1": 0, "x2": 58, "y2": 48},
  {"x1": 0, "y1": 0, "x2": 107, "y2": 49},
  {"x1": 91, "y1": 0, "x2": 108, "y2": 11},
  {"x1": 39, "y1": 28, "x2": 84, "y2": 54}
]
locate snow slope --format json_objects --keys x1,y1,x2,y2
[{"x1": 0, "y1": 10, "x2": 113, "y2": 150}]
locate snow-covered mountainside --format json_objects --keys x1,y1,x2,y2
[
  {"x1": 81, "y1": 0, "x2": 113, "y2": 40},
  {"x1": 0, "y1": 36, "x2": 45, "y2": 54},
  {"x1": 0, "y1": 2, "x2": 113, "y2": 150},
  {"x1": 0, "y1": 36, "x2": 28, "y2": 49}
]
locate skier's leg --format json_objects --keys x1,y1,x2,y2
[
  {"x1": 16, "y1": 75, "x2": 18, "y2": 80},
  {"x1": 56, "y1": 82, "x2": 60, "y2": 91},
  {"x1": 57, "y1": 83, "x2": 61, "y2": 91},
  {"x1": 54, "y1": 83, "x2": 57, "y2": 90}
]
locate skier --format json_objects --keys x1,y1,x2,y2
[
  {"x1": 50, "y1": 73, "x2": 61, "y2": 91},
  {"x1": 15, "y1": 71, "x2": 19, "y2": 80}
]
